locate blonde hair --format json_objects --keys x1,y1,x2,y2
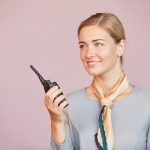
[{"x1": 78, "y1": 13, "x2": 125, "y2": 64}]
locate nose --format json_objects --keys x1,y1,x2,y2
[{"x1": 86, "y1": 44, "x2": 96, "y2": 58}]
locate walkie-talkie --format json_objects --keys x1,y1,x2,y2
[{"x1": 30, "y1": 65, "x2": 68, "y2": 108}]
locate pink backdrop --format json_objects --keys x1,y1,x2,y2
[{"x1": 0, "y1": 0, "x2": 150, "y2": 149}]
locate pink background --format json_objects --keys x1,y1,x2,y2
[{"x1": 0, "y1": 0, "x2": 150, "y2": 149}]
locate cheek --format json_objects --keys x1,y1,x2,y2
[
  {"x1": 80, "y1": 50, "x2": 85, "y2": 62},
  {"x1": 101, "y1": 47, "x2": 117, "y2": 63}
]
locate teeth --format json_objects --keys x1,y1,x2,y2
[{"x1": 88, "y1": 61, "x2": 99, "y2": 65}]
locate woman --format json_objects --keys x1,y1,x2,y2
[{"x1": 44, "y1": 13, "x2": 150, "y2": 150}]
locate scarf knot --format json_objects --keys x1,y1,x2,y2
[{"x1": 101, "y1": 98, "x2": 113, "y2": 109}]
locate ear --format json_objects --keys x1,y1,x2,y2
[{"x1": 117, "y1": 39, "x2": 126, "y2": 57}]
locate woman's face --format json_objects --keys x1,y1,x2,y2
[{"x1": 78, "y1": 25, "x2": 124, "y2": 77}]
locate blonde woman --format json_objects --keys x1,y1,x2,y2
[{"x1": 44, "y1": 13, "x2": 150, "y2": 150}]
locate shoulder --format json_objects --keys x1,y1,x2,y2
[
  {"x1": 67, "y1": 88, "x2": 85, "y2": 97},
  {"x1": 66, "y1": 87, "x2": 86, "y2": 104},
  {"x1": 135, "y1": 86, "x2": 150, "y2": 125},
  {"x1": 64, "y1": 87, "x2": 87, "y2": 119},
  {"x1": 132, "y1": 86, "x2": 150, "y2": 116},
  {"x1": 131, "y1": 86, "x2": 150, "y2": 108},
  {"x1": 133, "y1": 86, "x2": 150, "y2": 101},
  {"x1": 65, "y1": 87, "x2": 94, "y2": 113}
]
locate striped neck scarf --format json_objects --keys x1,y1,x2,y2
[{"x1": 91, "y1": 72, "x2": 129, "y2": 150}]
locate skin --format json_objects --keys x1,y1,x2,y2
[
  {"x1": 44, "y1": 86, "x2": 67, "y2": 143},
  {"x1": 44, "y1": 25, "x2": 133, "y2": 144},
  {"x1": 78, "y1": 25, "x2": 132, "y2": 97},
  {"x1": 79, "y1": 25, "x2": 133, "y2": 145}
]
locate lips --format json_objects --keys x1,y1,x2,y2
[{"x1": 86, "y1": 61, "x2": 101, "y2": 67}]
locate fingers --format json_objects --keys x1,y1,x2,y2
[
  {"x1": 53, "y1": 95, "x2": 68, "y2": 110},
  {"x1": 45, "y1": 86, "x2": 59, "y2": 97},
  {"x1": 45, "y1": 86, "x2": 68, "y2": 109},
  {"x1": 50, "y1": 89, "x2": 63, "y2": 102},
  {"x1": 45, "y1": 86, "x2": 62, "y2": 102}
]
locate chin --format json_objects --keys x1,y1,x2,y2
[
  {"x1": 85, "y1": 68, "x2": 105, "y2": 77},
  {"x1": 84, "y1": 62, "x2": 115, "y2": 77}
]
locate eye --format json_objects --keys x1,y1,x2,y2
[
  {"x1": 79, "y1": 44, "x2": 85, "y2": 49},
  {"x1": 94, "y1": 42, "x2": 104, "y2": 47}
]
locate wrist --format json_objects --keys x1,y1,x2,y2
[
  {"x1": 50, "y1": 112, "x2": 65, "y2": 123},
  {"x1": 51, "y1": 119, "x2": 64, "y2": 128}
]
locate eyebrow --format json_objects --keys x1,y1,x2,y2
[{"x1": 78, "y1": 39, "x2": 105, "y2": 44}]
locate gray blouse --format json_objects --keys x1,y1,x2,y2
[{"x1": 50, "y1": 86, "x2": 150, "y2": 150}]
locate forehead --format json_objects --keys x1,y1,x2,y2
[{"x1": 78, "y1": 25, "x2": 111, "y2": 42}]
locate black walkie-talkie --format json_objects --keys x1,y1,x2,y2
[{"x1": 30, "y1": 65, "x2": 68, "y2": 108}]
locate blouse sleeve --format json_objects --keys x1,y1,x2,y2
[{"x1": 50, "y1": 109, "x2": 79, "y2": 150}]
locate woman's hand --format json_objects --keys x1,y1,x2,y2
[{"x1": 44, "y1": 85, "x2": 68, "y2": 124}]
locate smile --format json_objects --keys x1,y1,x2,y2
[
  {"x1": 87, "y1": 61, "x2": 101, "y2": 67},
  {"x1": 88, "y1": 61, "x2": 99, "y2": 64}
]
